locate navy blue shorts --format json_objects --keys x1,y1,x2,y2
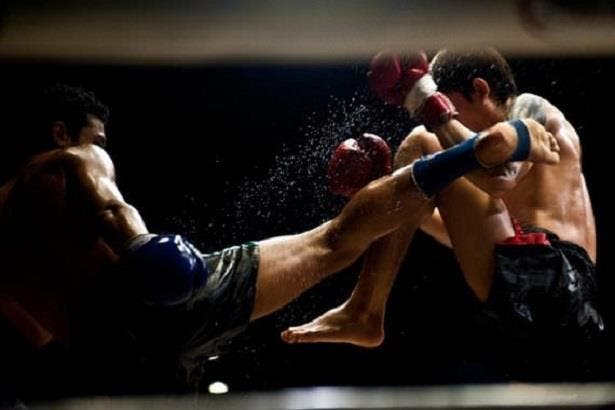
[{"x1": 114, "y1": 242, "x2": 260, "y2": 382}]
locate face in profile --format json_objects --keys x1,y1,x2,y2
[{"x1": 75, "y1": 114, "x2": 107, "y2": 148}]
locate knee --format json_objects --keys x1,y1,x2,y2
[
  {"x1": 394, "y1": 127, "x2": 443, "y2": 169},
  {"x1": 487, "y1": 121, "x2": 507, "y2": 135}
]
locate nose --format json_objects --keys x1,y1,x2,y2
[{"x1": 96, "y1": 133, "x2": 107, "y2": 148}]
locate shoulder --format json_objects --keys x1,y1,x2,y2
[
  {"x1": 18, "y1": 145, "x2": 116, "y2": 193},
  {"x1": 513, "y1": 93, "x2": 580, "y2": 159},
  {"x1": 26, "y1": 144, "x2": 112, "y2": 171},
  {"x1": 61, "y1": 144, "x2": 116, "y2": 179},
  {"x1": 64, "y1": 144, "x2": 112, "y2": 165},
  {"x1": 509, "y1": 93, "x2": 549, "y2": 125},
  {"x1": 540, "y1": 98, "x2": 581, "y2": 159}
]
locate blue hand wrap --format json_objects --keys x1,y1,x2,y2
[
  {"x1": 411, "y1": 120, "x2": 532, "y2": 197},
  {"x1": 122, "y1": 234, "x2": 208, "y2": 306},
  {"x1": 508, "y1": 119, "x2": 531, "y2": 161},
  {"x1": 411, "y1": 136, "x2": 481, "y2": 197}
]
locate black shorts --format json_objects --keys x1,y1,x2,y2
[{"x1": 478, "y1": 229, "x2": 604, "y2": 379}]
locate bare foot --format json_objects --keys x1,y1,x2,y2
[
  {"x1": 280, "y1": 304, "x2": 384, "y2": 348},
  {"x1": 475, "y1": 118, "x2": 560, "y2": 167}
]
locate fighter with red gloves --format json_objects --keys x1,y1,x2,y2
[{"x1": 282, "y1": 49, "x2": 603, "y2": 380}]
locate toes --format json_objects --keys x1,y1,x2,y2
[
  {"x1": 281, "y1": 326, "x2": 314, "y2": 343},
  {"x1": 280, "y1": 329, "x2": 297, "y2": 343}
]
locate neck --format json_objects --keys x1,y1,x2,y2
[{"x1": 503, "y1": 96, "x2": 517, "y2": 120}]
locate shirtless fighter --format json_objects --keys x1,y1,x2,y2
[{"x1": 282, "y1": 49, "x2": 603, "y2": 379}]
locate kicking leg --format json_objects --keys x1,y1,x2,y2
[
  {"x1": 251, "y1": 163, "x2": 433, "y2": 320},
  {"x1": 281, "y1": 129, "x2": 439, "y2": 346},
  {"x1": 280, "y1": 222, "x2": 418, "y2": 347}
]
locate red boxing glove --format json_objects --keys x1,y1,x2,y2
[
  {"x1": 360, "y1": 133, "x2": 393, "y2": 181},
  {"x1": 368, "y1": 50, "x2": 457, "y2": 130},
  {"x1": 327, "y1": 133, "x2": 393, "y2": 198},
  {"x1": 368, "y1": 50, "x2": 429, "y2": 106}
]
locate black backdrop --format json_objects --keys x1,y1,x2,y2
[{"x1": 1, "y1": 55, "x2": 614, "y2": 392}]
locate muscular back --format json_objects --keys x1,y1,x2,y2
[
  {"x1": 0, "y1": 147, "x2": 107, "y2": 289},
  {"x1": 503, "y1": 94, "x2": 596, "y2": 261},
  {"x1": 0, "y1": 144, "x2": 146, "y2": 292}
]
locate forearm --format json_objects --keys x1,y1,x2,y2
[{"x1": 433, "y1": 120, "x2": 532, "y2": 196}]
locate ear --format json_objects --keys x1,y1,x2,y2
[
  {"x1": 51, "y1": 121, "x2": 71, "y2": 147},
  {"x1": 472, "y1": 78, "x2": 491, "y2": 100}
]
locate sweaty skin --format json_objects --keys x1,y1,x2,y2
[
  {"x1": 445, "y1": 93, "x2": 595, "y2": 262},
  {"x1": 281, "y1": 78, "x2": 594, "y2": 347},
  {"x1": 281, "y1": 116, "x2": 562, "y2": 346},
  {"x1": 0, "y1": 119, "x2": 148, "y2": 347},
  {"x1": 501, "y1": 104, "x2": 596, "y2": 261}
]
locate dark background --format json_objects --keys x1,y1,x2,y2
[{"x1": 0, "y1": 55, "x2": 613, "y2": 392}]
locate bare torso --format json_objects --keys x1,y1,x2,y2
[
  {"x1": 420, "y1": 94, "x2": 596, "y2": 262},
  {"x1": 503, "y1": 95, "x2": 596, "y2": 261}
]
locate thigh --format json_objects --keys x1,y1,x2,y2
[
  {"x1": 437, "y1": 180, "x2": 514, "y2": 301},
  {"x1": 401, "y1": 128, "x2": 515, "y2": 300},
  {"x1": 185, "y1": 243, "x2": 260, "y2": 349}
]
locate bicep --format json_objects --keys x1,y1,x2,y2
[
  {"x1": 544, "y1": 103, "x2": 580, "y2": 158},
  {"x1": 62, "y1": 148, "x2": 148, "y2": 252},
  {"x1": 515, "y1": 94, "x2": 579, "y2": 157}
]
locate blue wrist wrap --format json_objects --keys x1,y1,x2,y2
[
  {"x1": 508, "y1": 119, "x2": 531, "y2": 161},
  {"x1": 411, "y1": 136, "x2": 481, "y2": 197},
  {"x1": 122, "y1": 234, "x2": 208, "y2": 306}
]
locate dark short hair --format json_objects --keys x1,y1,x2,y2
[
  {"x1": 1, "y1": 84, "x2": 110, "y2": 181},
  {"x1": 430, "y1": 48, "x2": 517, "y2": 105},
  {"x1": 36, "y1": 83, "x2": 110, "y2": 140}
]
